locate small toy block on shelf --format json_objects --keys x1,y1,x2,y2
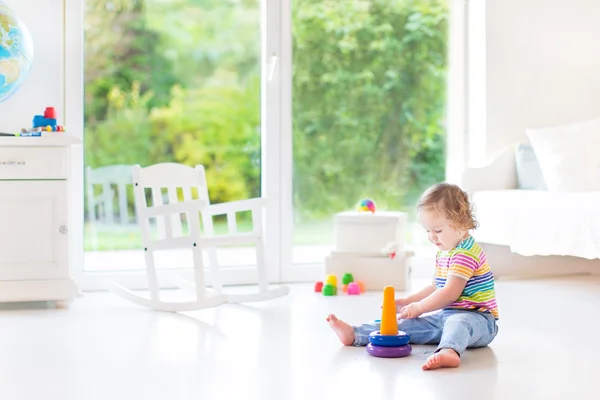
[
  {"x1": 30, "y1": 107, "x2": 65, "y2": 132},
  {"x1": 44, "y1": 107, "x2": 57, "y2": 119},
  {"x1": 33, "y1": 115, "x2": 57, "y2": 128}
]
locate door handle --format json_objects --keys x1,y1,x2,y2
[{"x1": 268, "y1": 54, "x2": 278, "y2": 81}]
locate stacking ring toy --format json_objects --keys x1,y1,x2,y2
[
  {"x1": 366, "y1": 286, "x2": 413, "y2": 358},
  {"x1": 366, "y1": 343, "x2": 412, "y2": 358},
  {"x1": 369, "y1": 330, "x2": 410, "y2": 347}
]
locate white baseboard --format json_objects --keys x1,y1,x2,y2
[{"x1": 0, "y1": 279, "x2": 81, "y2": 303}]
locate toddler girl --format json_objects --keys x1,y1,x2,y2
[{"x1": 327, "y1": 183, "x2": 499, "y2": 370}]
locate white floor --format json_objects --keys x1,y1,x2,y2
[{"x1": 1, "y1": 275, "x2": 599, "y2": 400}]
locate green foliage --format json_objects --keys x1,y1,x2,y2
[
  {"x1": 144, "y1": 0, "x2": 260, "y2": 89},
  {"x1": 85, "y1": 0, "x2": 261, "y2": 205},
  {"x1": 84, "y1": 0, "x2": 179, "y2": 124},
  {"x1": 292, "y1": 0, "x2": 448, "y2": 218},
  {"x1": 149, "y1": 78, "x2": 261, "y2": 202},
  {"x1": 85, "y1": 78, "x2": 261, "y2": 204},
  {"x1": 85, "y1": 82, "x2": 156, "y2": 169}
]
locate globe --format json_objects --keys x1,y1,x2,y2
[{"x1": 0, "y1": 1, "x2": 34, "y2": 104}]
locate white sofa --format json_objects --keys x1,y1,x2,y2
[{"x1": 462, "y1": 143, "x2": 600, "y2": 279}]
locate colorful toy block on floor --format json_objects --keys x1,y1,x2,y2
[
  {"x1": 366, "y1": 286, "x2": 412, "y2": 358},
  {"x1": 347, "y1": 282, "x2": 361, "y2": 295},
  {"x1": 342, "y1": 273, "x2": 354, "y2": 285},
  {"x1": 314, "y1": 281, "x2": 323, "y2": 293},
  {"x1": 326, "y1": 274, "x2": 338, "y2": 287},
  {"x1": 357, "y1": 280, "x2": 366, "y2": 293},
  {"x1": 316, "y1": 273, "x2": 364, "y2": 296},
  {"x1": 322, "y1": 284, "x2": 337, "y2": 296}
]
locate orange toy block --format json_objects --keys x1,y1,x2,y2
[{"x1": 357, "y1": 280, "x2": 366, "y2": 293}]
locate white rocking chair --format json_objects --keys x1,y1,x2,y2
[{"x1": 108, "y1": 163, "x2": 289, "y2": 312}]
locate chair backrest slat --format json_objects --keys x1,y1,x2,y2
[
  {"x1": 132, "y1": 163, "x2": 211, "y2": 247},
  {"x1": 168, "y1": 187, "x2": 183, "y2": 237},
  {"x1": 227, "y1": 212, "x2": 238, "y2": 234},
  {"x1": 151, "y1": 187, "x2": 166, "y2": 239}
]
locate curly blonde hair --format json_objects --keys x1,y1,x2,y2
[{"x1": 417, "y1": 183, "x2": 478, "y2": 231}]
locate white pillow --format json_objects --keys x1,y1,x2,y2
[{"x1": 526, "y1": 118, "x2": 600, "y2": 192}]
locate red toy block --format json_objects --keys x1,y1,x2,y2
[
  {"x1": 314, "y1": 281, "x2": 323, "y2": 293},
  {"x1": 44, "y1": 107, "x2": 57, "y2": 119}
]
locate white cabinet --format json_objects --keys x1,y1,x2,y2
[{"x1": 0, "y1": 136, "x2": 80, "y2": 304}]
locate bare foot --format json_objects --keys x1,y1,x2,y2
[
  {"x1": 422, "y1": 348, "x2": 461, "y2": 371},
  {"x1": 326, "y1": 314, "x2": 355, "y2": 346}
]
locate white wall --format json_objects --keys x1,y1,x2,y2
[
  {"x1": 0, "y1": 0, "x2": 64, "y2": 133},
  {"x1": 0, "y1": 0, "x2": 84, "y2": 278},
  {"x1": 470, "y1": 0, "x2": 600, "y2": 164}
]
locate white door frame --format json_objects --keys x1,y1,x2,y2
[
  {"x1": 278, "y1": 0, "x2": 324, "y2": 283},
  {"x1": 262, "y1": 0, "x2": 284, "y2": 284},
  {"x1": 276, "y1": 0, "x2": 341, "y2": 283},
  {"x1": 64, "y1": 0, "x2": 86, "y2": 289}
]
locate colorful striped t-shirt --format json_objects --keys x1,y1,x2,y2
[{"x1": 435, "y1": 236, "x2": 499, "y2": 319}]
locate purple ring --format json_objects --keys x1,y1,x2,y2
[{"x1": 366, "y1": 343, "x2": 412, "y2": 358}]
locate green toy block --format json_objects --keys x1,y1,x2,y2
[
  {"x1": 342, "y1": 273, "x2": 354, "y2": 285},
  {"x1": 322, "y1": 284, "x2": 337, "y2": 296}
]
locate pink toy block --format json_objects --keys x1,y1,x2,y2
[{"x1": 347, "y1": 282, "x2": 361, "y2": 295}]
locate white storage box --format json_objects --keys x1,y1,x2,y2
[
  {"x1": 325, "y1": 250, "x2": 411, "y2": 291},
  {"x1": 334, "y1": 211, "x2": 407, "y2": 252}
]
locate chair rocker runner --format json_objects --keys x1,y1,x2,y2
[{"x1": 108, "y1": 163, "x2": 289, "y2": 312}]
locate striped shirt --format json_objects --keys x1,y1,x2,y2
[{"x1": 435, "y1": 236, "x2": 499, "y2": 319}]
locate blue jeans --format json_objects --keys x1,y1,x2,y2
[{"x1": 353, "y1": 309, "x2": 498, "y2": 356}]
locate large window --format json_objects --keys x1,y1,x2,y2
[
  {"x1": 83, "y1": 0, "x2": 263, "y2": 274},
  {"x1": 289, "y1": 0, "x2": 450, "y2": 266},
  {"x1": 76, "y1": 0, "x2": 453, "y2": 286}
]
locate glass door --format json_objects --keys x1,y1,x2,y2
[
  {"x1": 283, "y1": 0, "x2": 451, "y2": 279},
  {"x1": 81, "y1": 0, "x2": 278, "y2": 288}
]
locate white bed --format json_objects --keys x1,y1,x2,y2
[
  {"x1": 473, "y1": 190, "x2": 600, "y2": 259},
  {"x1": 462, "y1": 143, "x2": 600, "y2": 278}
]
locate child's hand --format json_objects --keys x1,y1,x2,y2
[
  {"x1": 398, "y1": 303, "x2": 423, "y2": 319},
  {"x1": 394, "y1": 298, "x2": 409, "y2": 312}
]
